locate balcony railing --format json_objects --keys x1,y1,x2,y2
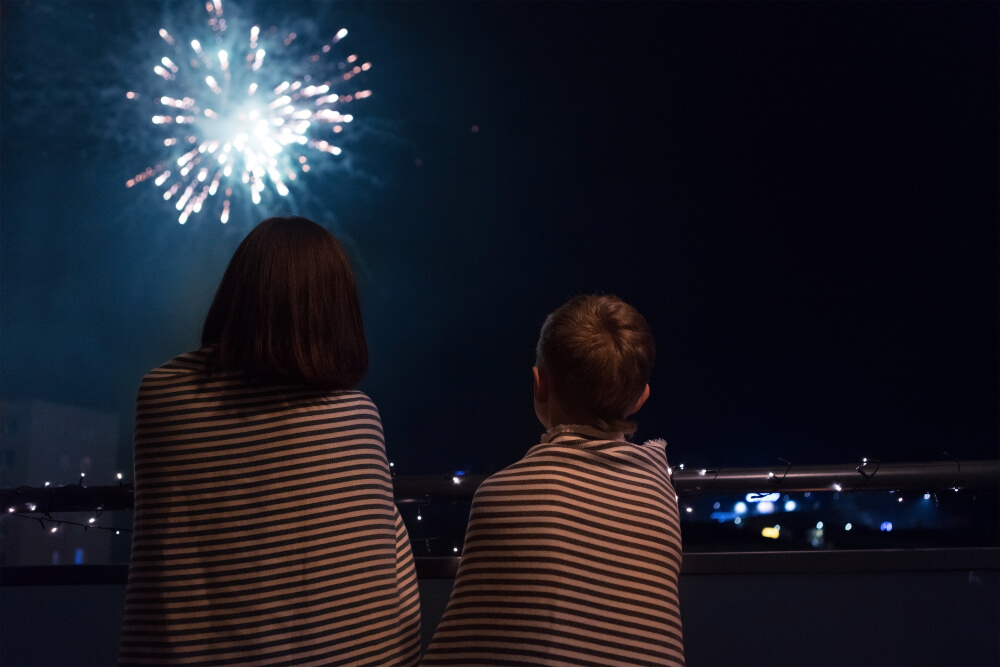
[
  {"x1": 2, "y1": 460, "x2": 997, "y2": 666},
  {"x1": 3, "y1": 459, "x2": 997, "y2": 511}
]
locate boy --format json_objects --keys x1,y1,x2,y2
[{"x1": 422, "y1": 295, "x2": 684, "y2": 666}]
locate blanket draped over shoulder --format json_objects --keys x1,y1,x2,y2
[
  {"x1": 422, "y1": 425, "x2": 684, "y2": 667},
  {"x1": 119, "y1": 349, "x2": 421, "y2": 667}
]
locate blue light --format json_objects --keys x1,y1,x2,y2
[
  {"x1": 746, "y1": 492, "x2": 780, "y2": 503},
  {"x1": 74, "y1": 548, "x2": 85, "y2": 565},
  {"x1": 880, "y1": 521, "x2": 893, "y2": 532}
]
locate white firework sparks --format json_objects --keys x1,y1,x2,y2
[{"x1": 126, "y1": 0, "x2": 372, "y2": 224}]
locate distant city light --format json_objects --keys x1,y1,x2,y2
[
  {"x1": 757, "y1": 501, "x2": 775, "y2": 514},
  {"x1": 845, "y1": 523, "x2": 853, "y2": 531},
  {"x1": 761, "y1": 526, "x2": 780, "y2": 539},
  {"x1": 746, "y1": 492, "x2": 780, "y2": 503},
  {"x1": 734, "y1": 502, "x2": 748, "y2": 515},
  {"x1": 784, "y1": 500, "x2": 797, "y2": 511},
  {"x1": 816, "y1": 521, "x2": 824, "y2": 529},
  {"x1": 880, "y1": 522, "x2": 893, "y2": 532}
]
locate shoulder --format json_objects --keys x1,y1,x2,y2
[
  {"x1": 138, "y1": 349, "x2": 210, "y2": 389},
  {"x1": 307, "y1": 389, "x2": 384, "y2": 427},
  {"x1": 155, "y1": 348, "x2": 208, "y2": 371},
  {"x1": 641, "y1": 437, "x2": 668, "y2": 458},
  {"x1": 323, "y1": 389, "x2": 379, "y2": 411}
]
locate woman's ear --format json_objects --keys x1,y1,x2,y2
[{"x1": 629, "y1": 384, "x2": 650, "y2": 416}]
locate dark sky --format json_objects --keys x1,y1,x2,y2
[{"x1": 1, "y1": 1, "x2": 997, "y2": 481}]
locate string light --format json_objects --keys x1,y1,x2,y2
[{"x1": 4, "y1": 512, "x2": 131, "y2": 536}]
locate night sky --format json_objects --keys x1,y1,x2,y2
[{"x1": 1, "y1": 1, "x2": 997, "y2": 482}]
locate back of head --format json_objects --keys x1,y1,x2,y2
[
  {"x1": 201, "y1": 216, "x2": 367, "y2": 389},
  {"x1": 537, "y1": 294, "x2": 655, "y2": 434}
]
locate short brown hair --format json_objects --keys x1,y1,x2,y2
[
  {"x1": 202, "y1": 216, "x2": 368, "y2": 389},
  {"x1": 536, "y1": 295, "x2": 655, "y2": 434}
]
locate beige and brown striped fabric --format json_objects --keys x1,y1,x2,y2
[
  {"x1": 421, "y1": 425, "x2": 684, "y2": 667},
  {"x1": 119, "y1": 349, "x2": 421, "y2": 666}
]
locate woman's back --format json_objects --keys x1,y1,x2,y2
[{"x1": 119, "y1": 351, "x2": 421, "y2": 666}]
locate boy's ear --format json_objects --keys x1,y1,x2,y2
[
  {"x1": 629, "y1": 384, "x2": 650, "y2": 416},
  {"x1": 533, "y1": 366, "x2": 548, "y2": 404}
]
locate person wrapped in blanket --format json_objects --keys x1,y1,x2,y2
[{"x1": 422, "y1": 294, "x2": 684, "y2": 667}]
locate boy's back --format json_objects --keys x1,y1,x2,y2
[
  {"x1": 422, "y1": 294, "x2": 684, "y2": 666},
  {"x1": 421, "y1": 425, "x2": 684, "y2": 666}
]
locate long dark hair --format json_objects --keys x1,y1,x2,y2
[{"x1": 202, "y1": 216, "x2": 368, "y2": 389}]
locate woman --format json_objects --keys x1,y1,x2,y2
[{"x1": 119, "y1": 217, "x2": 421, "y2": 666}]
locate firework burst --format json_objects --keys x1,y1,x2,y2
[{"x1": 126, "y1": 0, "x2": 371, "y2": 224}]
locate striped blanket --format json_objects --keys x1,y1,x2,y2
[
  {"x1": 422, "y1": 425, "x2": 684, "y2": 666},
  {"x1": 119, "y1": 349, "x2": 421, "y2": 666}
]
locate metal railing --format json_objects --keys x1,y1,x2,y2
[{"x1": 3, "y1": 459, "x2": 996, "y2": 511}]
